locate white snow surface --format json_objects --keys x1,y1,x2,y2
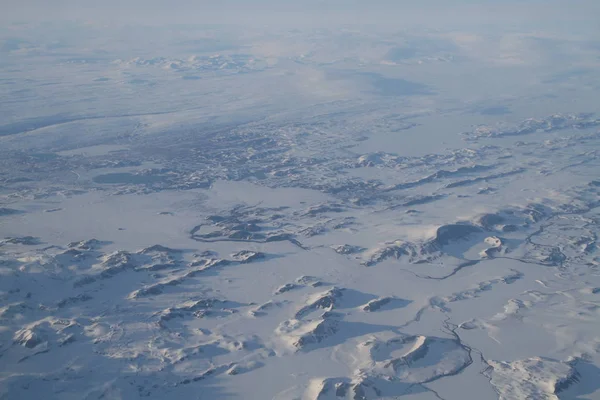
[{"x1": 1, "y1": 17, "x2": 600, "y2": 400}]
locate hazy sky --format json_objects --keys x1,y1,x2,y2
[{"x1": 2, "y1": 0, "x2": 600, "y2": 32}]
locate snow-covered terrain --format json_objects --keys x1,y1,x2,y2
[{"x1": 1, "y1": 6, "x2": 600, "y2": 399}]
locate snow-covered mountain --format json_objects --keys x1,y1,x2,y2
[{"x1": 1, "y1": 14, "x2": 600, "y2": 400}]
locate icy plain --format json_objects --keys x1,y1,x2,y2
[{"x1": 1, "y1": 7, "x2": 600, "y2": 400}]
